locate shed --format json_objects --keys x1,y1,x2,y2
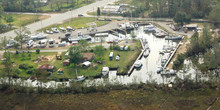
[
  {"x1": 38, "y1": 64, "x2": 55, "y2": 72},
  {"x1": 184, "y1": 24, "x2": 198, "y2": 31},
  {"x1": 63, "y1": 59, "x2": 70, "y2": 66}
]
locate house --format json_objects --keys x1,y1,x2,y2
[
  {"x1": 82, "y1": 53, "x2": 95, "y2": 62},
  {"x1": 38, "y1": 64, "x2": 55, "y2": 72},
  {"x1": 183, "y1": 24, "x2": 198, "y2": 31},
  {"x1": 102, "y1": 5, "x2": 122, "y2": 14},
  {"x1": 63, "y1": 59, "x2": 70, "y2": 66}
]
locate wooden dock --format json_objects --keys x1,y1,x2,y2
[
  {"x1": 163, "y1": 41, "x2": 182, "y2": 69},
  {"x1": 128, "y1": 39, "x2": 145, "y2": 75}
]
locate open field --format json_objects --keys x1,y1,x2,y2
[
  {"x1": 2, "y1": 14, "x2": 50, "y2": 27},
  {"x1": 37, "y1": 0, "x2": 93, "y2": 12},
  {"x1": 38, "y1": 17, "x2": 111, "y2": 32},
  {"x1": 0, "y1": 88, "x2": 218, "y2": 110}
]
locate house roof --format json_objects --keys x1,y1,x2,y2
[
  {"x1": 103, "y1": 5, "x2": 121, "y2": 12},
  {"x1": 38, "y1": 64, "x2": 54, "y2": 70},
  {"x1": 184, "y1": 24, "x2": 198, "y2": 28},
  {"x1": 82, "y1": 53, "x2": 94, "y2": 60}
]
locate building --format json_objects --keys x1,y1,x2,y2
[
  {"x1": 102, "y1": 5, "x2": 122, "y2": 14},
  {"x1": 184, "y1": 24, "x2": 198, "y2": 31},
  {"x1": 38, "y1": 64, "x2": 55, "y2": 72}
]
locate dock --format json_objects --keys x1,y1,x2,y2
[
  {"x1": 163, "y1": 41, "x2": 182, "y2": 69},
  {"x1": 128, "y1": 39, "x2": 145, "y2": 75}
]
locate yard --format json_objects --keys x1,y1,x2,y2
[
  {"x1": 38, "y1": 17, "x2": 111, "y2": 32},
  {"x1": 0, "y1": 41, "x2": 140, "y2": 80}
]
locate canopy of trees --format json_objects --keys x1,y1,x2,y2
[{"x1": 208, "y1": 4, "x2": 220, "y2": 27}]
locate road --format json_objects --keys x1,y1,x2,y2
[{"x1": 0, "y1": 0, "x2": 119, "y2": 39}]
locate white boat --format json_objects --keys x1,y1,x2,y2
[
  {"x1": 144, "y1": 25, "x2": 155, "y2": 32},
  {"x1": 67, "y1": 26, "x2": 74, "y2": 31},
  {"x1": 59, "y1": 27, "x2": 66, "y2": 32},
  {"x1": 51, "y1": 28, "x2": 59, "y2": 33},
  {"x1": 143, "y1": 50, "x2": 149, "y2": 57},
  {"x1": 165, "y1": 35, "x2": 183, "y2": 40},
  {"x1": 45, "y1": 30, "x2": 53, "y2": 34},
  {"x1": 76, "y1": 76, "x2": 86, "y2": 82},
  {"x1": 102, "y1": 67, "x2": 109, "y2": 76},
  {"x1": 157, "y1": 66, "x2": 163, "y2": 73},
  {"x1": 134, "y1": 60, "x2": 142, "y2": 68}
]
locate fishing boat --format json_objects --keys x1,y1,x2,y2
[{"x1": 165, "y1": 35, "x2": 183, "y2": 40}]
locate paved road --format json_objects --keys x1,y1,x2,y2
[{"x1": 0, "y1": 0, "x2": 119, "y2": 38}]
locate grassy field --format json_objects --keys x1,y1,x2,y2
[
  {"x1": 0, "y1": 88, "x2": 218, "y2": 110},
  {"x1": 2, "y1": 14, "x2": 49, "y2": 27},
  {"x1": 38, "y1": 17, "x2": 111, "y2": 32},
  {"x1": 37, "y1": 0, "x2": 93, "y2": 12}
]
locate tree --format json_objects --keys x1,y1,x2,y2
[
  {"x1": 78, "y1": 39, "x2": 89, "y2": 52},
  {"x1": 94, "y1": 45, "x2": 105, "y2": 58},
  {"x1": 34, "y1": 69, "x2": 49, "y2": 92},
  {"x1": 208, "y1": 5, "x2": 220, "y2": 27},
  {"x1": 97, "y1": 7, "x2": 101, "y2": 16},
  {"x1": 14, "y1": 26, "x2": 30, "y2": 49},
  {"x1": 131, "y1": 31, "x2": 136, "y2": 41},
  {"x1": 68, "y1": 46, "x2": 83, "y2": 77},
  {"x1": 69, "y1": 45, "x2": 83, "y2": 64},
  {"x1": 2, "y1": 52, "x2": 14, "y2": 85},
  {"x1": 200, "y1": 24, "x2": 212, "y2": 50},
  {"x1": 4, "y1": 15, "x2": 14, "y2": 27},
  {"x1": 0, "y1": 36, "x2": 9, "y2": 52},
  {"x1": 173, "y1": 11, "x2": 191, "y2": 26}
]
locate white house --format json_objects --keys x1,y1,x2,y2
[{"x1": 102, "y1": 5, "x2": 122, "y2": 14}]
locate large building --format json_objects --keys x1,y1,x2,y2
[{"x1": 102, "y1": 5, "x2": 122, "y2": 14}]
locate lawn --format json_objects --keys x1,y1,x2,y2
[
  {"x1": 2, "y1": 14, "x2": 49, "y2": 27},
  {"x1": 38, "y1": 17, "x2": 111, "y2": 32},
  {"x1": 38, "y1": 0, "x2": 94, "y2": 12}
]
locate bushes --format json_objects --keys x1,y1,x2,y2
[
  {"x1": 19, "y1": 64, "x2": 33, "y2": 70},
  {"x1": 36, "y1": 49, "x2": 40, "y2": 54},
  {"x1": 173, "y1": 54, "x2": 185, "y2": 70}
]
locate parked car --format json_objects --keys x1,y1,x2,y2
[{"x1": 78, "y1": 14, "x2": 83, "y2": 16}]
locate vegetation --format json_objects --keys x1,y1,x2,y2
[
  {"x1": 14, "y1": 26, "x2": 30, "y2": 49},
  {"x1": 1, "y1": 0, "x2": 94, "y2": 13},
  {"x1": 97, "y1": 7, "x2": 101, "y2": 16},
  {"x1": 173, "y1": 11, "x2": 191, "y2": 26},
  {"x1": 172, "y1": 54, "x2": 185, "y2": 70},
  {"x1": 208, "y1": 4, "x2": 220, "y2": 28}
]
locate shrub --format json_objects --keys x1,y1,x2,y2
[
  {"x1": 173, "y1": 54, "x2": 185, "y2": 70},
  {"x1": 36, "y1": 49, "x2": 40, "y2": 54},
  {"x1": 19, "y1": 64, "x2": 33, "y2": 70}
]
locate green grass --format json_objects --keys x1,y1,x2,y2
[
  {"x1": 2, "y1": 14, "x2": 48, "y2": 27},
  {"x1": 38, "y1": 17, "x2": 111, "y2": 32},
  {"x1": 38, "y1": 0, "x2": 93, "y2": 12}
]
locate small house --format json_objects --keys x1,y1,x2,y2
[
  {"x1": 184, "y1": 24, "x2": 198, "y2": 31},
  {"x1": 82, "y1": 53, "x2": 95, "y2": 62},
  {"x1": 102, "y1": 5, "x2": 122, "y2": 14},
  {"x1": 38, "y1": 64, "x2": 55, "y2": 72},
  {"x1": 63, "y1": 59, "x2": 70, "y2": 66}
]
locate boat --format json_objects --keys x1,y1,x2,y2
[
  {"x1": 143, "y1": 50, "x2": 150, "y2": 57},
  {"x1": 143, "y1": 25, "x2": 155, "y2": 32},
  {"x1": 155, "y1": 32, "x2": 166, "y2": 38},
  {"x1": 45, "y1": 30, "x2": 53, "y2": 34},
  {"x1": 59, "y1": 27, "x2": 66, "y2": 32},
  {"x1": 51, "y1": 28, "x2": 59, "y2": 33},
  {"x1": 75, "y1": 76, "x2": 86, "y2": 82},
  {"x1": 165, "y1": 35, "x2": 183, "y2": 40},
  {"x1": 67, "y1": 26, "x2": 74, "y2": 31},
  {"x1": 157, "y1": 66, "x2": 163, "y2": 73},
  {"x1": 161, "y1": 69, "x2": 176, "y2": 76},
  {"x1": 134, "y1": 60, "x2": 142, "y2": 68}
]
